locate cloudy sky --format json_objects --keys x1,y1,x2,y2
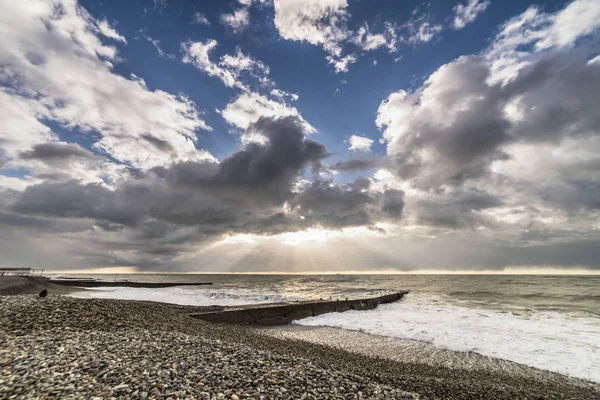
[{"x1": 1, "y1": 0, "x2": 600, "y2": 273}]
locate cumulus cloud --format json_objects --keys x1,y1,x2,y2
[
  {"x1": 220, "y1": 8, "x2": 250, "y2": 33},
  {"x1": 408, "y1": 189, "x2": 502, "y2": 229},
  {"x1": 9, "y1": 117, "x2": 327, "y2": 230},
  {"x1": 19, "y1": 142, "x2": 96, "y2": 162},
  {"x1": 13, "y1": 140, "x2": 127, "y2": 186},
  {"x1": 377, "y1": 0, "x2": 600, "y2": 190},
  {"x1": 486, "y1": 0, "x2": 600, "y2": 84},
  {"x1": 182, "y1": 40, "x2": 272, "y2": 91},
  {"x1": 330, "y1": 156, "x2": 383, "y2": 172},
  {"x1": 374, "y1": 0, "x2": 600, "y2": 255},
  {"x1": 348, "y1": 135, "x2": 374, "y2": 151},
  {"x1": 352, "y1": 26, "x2": 387, "y2": 51},
  {"x1": 403, "y1": 19, "x2": 443, "y2": 45},
  {"x1": 327, "y1": 54, "x2": 357, "y2": 74},
  {"x1": 273, "y1": 0, "x2": 351, "y2": 58},
  {"x1": 272, "y1": 0, "x2": 402, "y2": 72},
  {"x1": 2, "y1": 116, "x2": 407, "y2": 267},
  {"x1": 452, "y1": 0, "x2": 491, "y2": 30},
  {"x1": 352, "y1": 22, "x2": 398, "y2": 52},
  {"x1": 0, "y1": 0, "x2": 212, "y2": 172},
  {"x1": 182, "y1": 35, "x2": 302, "y2": 134},
  {"x1": 270, "y1": 89, "x2": 299, "y2": 101},
  {"x1": 96, "y1": 19, "x2": 127, "y2": 43},
  {"x1": 291, "y1": 179, "x2": 404, "y2": 228},
  {"x1": 219, "y1": 92, "x2": 315, "y2": 133}
]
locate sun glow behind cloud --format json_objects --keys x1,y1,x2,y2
[{"x1": 222, "y1": 226, "x2": 387, "y2": 247}]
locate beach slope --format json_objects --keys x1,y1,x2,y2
[{"x1": 1, "y1": 291, "x2": 598, "y2": 399}]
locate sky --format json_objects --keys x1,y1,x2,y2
[{"x1": 1, "y1": 0, "x2": 600, "y2": 273}]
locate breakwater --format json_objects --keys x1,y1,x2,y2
[
  {"x1": 49, "y1": 280, "x2": 212, "y2": 288},
  {"x1": 191, "y1": 291, "x2": 408, "y2": 326}
]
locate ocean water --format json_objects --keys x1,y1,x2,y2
[{"x1": 63, "y1": 274, "x2": 600, "y2": 383}]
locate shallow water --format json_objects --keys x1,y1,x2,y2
[{"x1": 63, "y1": 273, "x2": 600, "y2": 383}]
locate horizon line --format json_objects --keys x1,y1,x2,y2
[{"x1": 41, "y1": 268, "x2": 600, "y2": 276}]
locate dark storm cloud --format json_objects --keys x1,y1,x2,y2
[
  {"x1": 382, "y1": 189, "x2": 405, "y2": 217},
  {"x1": 503, "y1": 50, "x2": 600, "y2": 143},
  {"x1": 6, "y1": 116, "x2": 397, "y2": 251},
  {"x1": 94, "y1": 220, "x2": 125, "y2": 232},
  {"x1": 157, "y1": 116, "x2": 328, "y2": 206},
  {"x1": 330, "y1": 155, "x2": 384, "y2": 171},
  {"x1": 538, "y1": 180, "x2": 600, "y2": 213},
  {"x1": 19, "y1": 142, "x2": 97, "y2": 162},
  {"x1": 0, "y1": 210, "x2": 64, "y2": 230},
  {"x1": 411, "y1": 189, "x2": 502, "y2": 229},
  {"x1": 0, "y1": 210, "x2": 92, "y2": 233},
  {"x1": 292, "y1": 179, "x2": 405, "y2": 228},
  {"x1": 12, "y1": 180, "x2": 143, "y2": 226},
  {"x1": 292, "y1": 180, "x2": 375, "y2": 227},
  {"x1": 214, "y1": 116, "x2": 327, "y2": 191}
]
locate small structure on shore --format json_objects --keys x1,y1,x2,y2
[{"x1": 0, "y1": 268, "x2": 33, "y2": 276}]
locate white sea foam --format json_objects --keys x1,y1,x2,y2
[
  {"x1": 295, "y1": 293, "x2": 600, "y2": 383},
  {"x1": 71, "y1": 286, "x2": 292, "y2": 306}
]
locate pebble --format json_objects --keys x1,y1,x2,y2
[
  {"x1": 0, "y1": 296, "x2": 419, "y2": 399},
  {"x1": 1, "y1": 295, "x2": 598, "y2": 400}
]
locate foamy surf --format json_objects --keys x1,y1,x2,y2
[
  {"x1": 295, "y1": 293, "x2": 600, "y2": 383},
  {"x1": 70, "y1": 286, "x2": 293, "y2": 306}
]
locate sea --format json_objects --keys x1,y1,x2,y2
[{"x1": 61, "y1": 273, "x2": 600, "y2": 383}]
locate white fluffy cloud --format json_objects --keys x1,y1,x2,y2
[
  {"x1": 270, "y1": 89, "x2": 299, "y2": 101},
  {"x1": 327, "y1": 54, "x2": 357, "y2": 74},
  {"x1": 487, "y1": 0, "x2": 600, "y2": 84},
  {"x1": 0, "y1": 91, "x2": 54, "y2": 160},
  {"x1": 403, "y1": 20, "x2": 443, "y2": 45},
  {"x1": 0, "y1": 0, "x2": 213, "y2": 172},
  {"x1": 352, "y1": 23, "x2": 398, "y2": 52},
  {"x1": 348, "y1": 135, "x2": 374, "y2": 151},
  {"x1": 272, "y1": 0, "x2": 400, "y2": 72},
  {"x1": 219, "y1": 92, "x2": 315, "y2": 134},
  {"x1": 182, "y1": 39, "x2": 310, "y2": 135},
  {"x1": 452, "y1": 0, "x2": 491, "y2": 30},
  {"x1": 273, "y1": 0, "x2": 351, "y2": 58},
  {"x1": 220, "y1": 8, "x2": 250, "y2": 33},
  {"x1": 182, "y1": 40, "x2": 271, "y2": 91},
  {"x1": 96, "y1": 19, "x2": 127, "y2": 43},
  {"x1": 353, "y1": 27, "x2": 386, "y2": 50}
]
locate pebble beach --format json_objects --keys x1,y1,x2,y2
[{"x1": 1, "y1": 283, "x2": 599, "y2": 399}]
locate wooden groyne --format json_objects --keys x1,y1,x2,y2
[
  {"x1": 48, "y1": 280, "x2": 212, "y2": 288},
  {"x1": 191, "y1": 291, "x2": 408, "y2": 326}
]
